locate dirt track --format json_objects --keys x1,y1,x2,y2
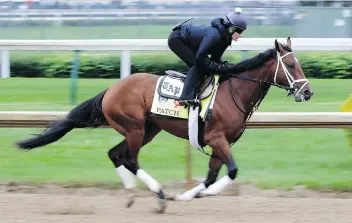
[{"x1": 1, "y1": 183, "x2": 352, "y2": 223}]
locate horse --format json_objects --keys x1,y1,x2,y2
[{"x1": 15, "y1": 37, "x2": 313, "y2": 213}]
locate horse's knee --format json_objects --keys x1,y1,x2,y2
[{"x1": 108, "y1": 147, "x2": 124, "y2": 168}]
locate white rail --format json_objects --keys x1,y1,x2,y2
[
  {"x1": 1, "y1": 111, "x2": 351, "y2": 129},
  {"x1": 0, "y1": 38, "x2": 351, "y2": 79},
  {"x1": 0, "y1": 38, "x2": 351, "y2": 51}
]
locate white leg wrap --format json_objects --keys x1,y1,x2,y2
[
  {"x1": 175, "y1": 183, "x2": 206, "y2": 202},
  {"x1": 201, "y1": 175, "x2": 233, "y2": 196},
  {"x1": 116, "y1": 166, "x2": 136, "y2": 189},
  {"x1": 136, "y1": 169, "x2": 161, "y2": 193}
]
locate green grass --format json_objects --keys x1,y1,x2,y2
[
  {"x1": 0, "y1": 78, "x2": 351, "y2": 191},
  {"x1": 0, "y1": 25, "x2": 293, "y2": 40}
]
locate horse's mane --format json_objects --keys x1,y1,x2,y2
[
  {"x1": 223, "y1": 43, "x2": 292, "y2": 79},
  {"x1": 226, "y1": 48, "x2": 275, "y2": 75}
]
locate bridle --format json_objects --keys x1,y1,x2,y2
[
  {"x1": 274, "y1": 51, "x2": 308, "y2": 97},
  {"x1": 227, "y1": 48, "x2": 309, "y2": 117},
  {"x1": 229, "y1": 50, "x2": 308, "y2": 93}
]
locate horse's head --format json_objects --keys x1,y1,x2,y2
[{"x1": 273, "y1": 37, "x2": 313, "y2": 102}]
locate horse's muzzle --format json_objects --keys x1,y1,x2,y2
[
  {"x1": 304, "y1": 89, "x2": 313, "y2": 100},
  {"x1": 295, "y1": 89, "x2": 313, "y2": 102}
]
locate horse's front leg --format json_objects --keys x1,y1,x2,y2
[
  {"x1": 198, "y1": 136, "x2": 237, "y2": 196},
  {"x1": 168, "y1": 152, "x2": 223, "y2": 202}
]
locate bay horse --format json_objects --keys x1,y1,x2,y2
[{"x1": 15, "y1": 38, "x2": 313, "y2": 213}]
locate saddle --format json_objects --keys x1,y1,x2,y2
[{"x1": 157, "y1": 70, "x2": 215, "y2": 101}]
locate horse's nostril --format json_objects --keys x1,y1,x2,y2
[{"x1": 304, "y1": 89, "x2": 312, "y2": 96}]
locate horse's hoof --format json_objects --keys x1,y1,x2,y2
[
  {"x1": 173, "y1": 193, "x2": 194, "y2": 202},
  {"x1": 154, "y1": 190, "x2": 167, "y2": 213},
  {"x1": 195, "y1": 192, "x2": 202, "y2": 198},
  {"x1": 197, "y1": 192, "x2": 214, "y2": 198},
  {"x1": 165, "y1": 194, "x2": 176, "y2": 201},
  {"x1": 126, "y1": 197, "x2": 135, "y2": 208},
  {"x1": 155, "y1": 198, "x2": 167, "y2": 214},
  {"x1": 125, "y1": 190, "x2": 136, "y2": 208}
]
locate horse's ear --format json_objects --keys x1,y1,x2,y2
[
  {"x1": 275, "y1": 39, "x2": 280, "y2": 52},
  {"x1": 287, "y1": 37, "x2": 292, "y2": 48}
]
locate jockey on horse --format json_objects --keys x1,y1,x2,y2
[
  {"x1": 15, "y1": 7, "x2": 314, "y2": 214},
  {"x1": 167, "y1": 7, "x2": 247, "y2": 106}
]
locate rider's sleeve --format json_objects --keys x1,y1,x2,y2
[
  {"x1": 211, "y1": 44, "x2": 228, "y2": 63},
  {"x1": 195, "y1": 32, "x2": 222, "y2": 71},
  {"x1": 224, "y1": 62, "x2": 247, "y2": 74}
]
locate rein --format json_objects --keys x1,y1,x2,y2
[
  {"x1": 228, "y1": 73, "x2": 292, "y2": 91},
  {"x1": 226, "y1": 74, "x2": 271, "y2": 150},
  {"x1": 227, "y1": 72, "x2": 290, "y2": 116}
]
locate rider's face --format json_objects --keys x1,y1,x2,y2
[{"x1": 232, "y1": 32, "x2": 242, "y2": 41}]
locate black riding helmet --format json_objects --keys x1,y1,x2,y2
[{"x1": 222, "y1": 7, "x2": 248, "y2": 35}]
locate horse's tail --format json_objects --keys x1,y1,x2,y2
[{"x1": 15, "y1": 89, "x2": 108, "y2": 150}]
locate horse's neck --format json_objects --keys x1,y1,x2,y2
[{"x1": 228, "y1": 60, "x2": 274, "y2": 113}]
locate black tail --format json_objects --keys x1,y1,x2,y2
[{"x1": 15, "y1": 89, "x2": 108, "y2": 150}]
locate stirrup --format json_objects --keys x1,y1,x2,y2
[{"x1": 178, "y1": 99, "x2": 200, "y2": 108}]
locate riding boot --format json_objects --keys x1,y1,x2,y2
[{"x1": 179, "y1": 66, "x2": 201, "y2": 106}]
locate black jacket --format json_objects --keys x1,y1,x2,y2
[{"x1": 179, "y1": 18, "x2": 231, "y2": 72}]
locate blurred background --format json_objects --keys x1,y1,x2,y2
[
  {"x1": 0, "y1": 0, "x2": 351, "y2": 202},
  {"x1": 0, "y1": 0, "x2": 351, "y2": 39}
]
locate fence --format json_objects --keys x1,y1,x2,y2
[
  {"x1": 1, "y1": 38, "x2": 351, "y2": 79},
  {"x1": 1, "y1": 111, "x2": 352, "y2": 128}
]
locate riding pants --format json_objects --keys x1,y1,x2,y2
[{"x1": 168, "y1": 29, "x2": 204, "y2": 101}]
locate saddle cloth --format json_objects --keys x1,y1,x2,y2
[{"x1": 151, "y1": 70, "x2": 220, "y2": 120}]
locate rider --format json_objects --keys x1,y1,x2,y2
[{"x1": 168, "y1": 7, "x2": 248, "y2": 106}]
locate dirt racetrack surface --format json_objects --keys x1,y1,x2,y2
[{"x1": 1, "y1": 183, "x2": 352, "y2": 223}]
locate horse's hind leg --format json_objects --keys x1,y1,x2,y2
[
  {"x1": 123, "y1": 121, "x2": 166, "y2": 213},
  {"x1": 107, "y1": 140, "x2": 137, "y2": 208}
]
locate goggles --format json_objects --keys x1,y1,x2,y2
[{"x1": 229, "y1": 25, "x2": 244, "y2": 34}]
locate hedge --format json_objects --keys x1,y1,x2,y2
[{"x1": 9, "y1": 52, "x2": 352, "y2": 79}]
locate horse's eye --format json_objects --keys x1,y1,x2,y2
[{"x1": 286, "y1": 63, "x2": 294, "y2": 68}]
